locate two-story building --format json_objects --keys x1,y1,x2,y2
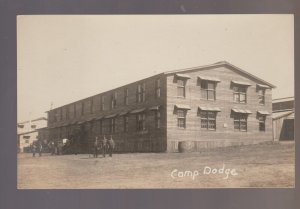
[
  {"x1": 17, "y1": 117, "x2": 47, "y2": 152},
  {"x1": 46, "y1": 61, "x2": 275, "y2": 153}
]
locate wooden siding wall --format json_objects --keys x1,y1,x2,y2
[
  {"x1": 47, "y1": 74, "x2": 167, "y2": 153},
  {"x1": 166, "y1": 66, "x2": 273, "y2": 152}
]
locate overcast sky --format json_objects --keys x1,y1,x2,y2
[{"x1": 17, "y1": 15, "x2": 294, "y2": 122}]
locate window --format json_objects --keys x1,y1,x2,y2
[
  {"x1": 200, "y1": 111, "x2": 216, "y2": 130},
  {"x1": 18, "y1": 124, "x2": 24, "y2": 128},
  {"x1": 233, "y1": 85, "x2": 247, "y2": 103},
  {"x1": 124, "y1": 116, "x2": 129, "y2": 132},
  {"x1": 201, "y1": 81, "x2": 216, "y2": 100},
  {"x1": 156, "y1": 111, "x2": 161, "y2": 129},
  {"x1": 58, "y1": 108, "x2": 62, "y2": 121},
  {"x1": 258, "y1": 115, "x2": 266, "y2": 131},
  {"x1": 66, "y1": 106, "x2": 69, "y2": 119},
  {"x1": 155, "y1": 79, "x2": 161, "y2": 98},
  {"x1": 111, "y1": 92, "x2": 117, "y2": 109},
  {"x1": 74, "y1": 104, "x2": 76, "y2": 118},
  {"x1": 101, "y1": 95, "x2": 106, "y2": 111},
  {"x1": 81, "y1": 102, "x2": 84, "y2": 115},
  {"x1": 110, "y1": 118, "x2": 116, "y2": 134},
  {"x1": 25, "y1": 139, "x2": 29, "y2": 143},
  {"x1": 177, "y1": 109, "x2": 186, "y2": 128},
  {"x1": 99, "y1": 120, "x2": 103, "y2": 135},
  {"x1": 136, "y1": 113, "x2": 146, "y2": 131},
  {"x1": 124, "y1": 88, "x2": 129, "y2": 105},
  {"x1": 136, "y1": 83, "x2": 146, "y2": 103},
  {"x1": 31, "y1": 124, "x2": 37, "y2": 129},
  {"x1": 90, "y1": 98, "x2": 93, "y2": 113},
  {"x1": 233, "y1": 113, "x2": 248, "y2": 131},
  {"x1": 177, "y1": 79, "x2": 186, "y2": 97},
  {"x1": 23, "y1": 135, "x2": 30, "y2": 139},
  {"x1": 258, "y1": 89, "x2": 265, "y2": 105}
]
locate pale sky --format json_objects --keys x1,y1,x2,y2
[{"x1": 17, "y1": 15, "x2": 294, "y2": 122}]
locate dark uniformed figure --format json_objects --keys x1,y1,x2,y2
[
  {"x1": 108, "y1": 135, "x2": 115, "y2": 157},
  {"x1": 49, "y1": 141, "x2": 55, "y2": 155},
  {"x1": 102, "y1": 135, "x2": 108, "y2": 157},
  {"x1": 38, "y1": 141, "x2": 43, "y2": 157},
  {"x1": 94, "y1": 136, "x2": 99, "y2": 158},
  {"x1": 32, "y1": 143, "x2": 37, "y2": 157}
]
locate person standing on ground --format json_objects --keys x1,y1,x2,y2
[
  {"x1": 108, "y1": 135, "x2": 115, "y2": 157},
  {"x1": 102, "y1": 135, "x2": 108, "y2": 157},
  {"x1": 38, "y1": 141, "x2": 43, "y2": 157},
  {"x1": 32, "y1": 142, "x2": 37, "y2": 157},
  {"x1": 94, "y1": 136, "x2": 99, "y2": 158}
]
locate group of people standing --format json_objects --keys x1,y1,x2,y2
[
  {"x1": 31, "y1": 141, "x2": 43, "y2": 157},
  {"x1": 31, "y1": 135, "x2": 115, "y2": 158},
  {"x1": 93, "y1": 135, "x2": 115, "y2": 158}
]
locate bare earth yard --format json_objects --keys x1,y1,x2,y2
[{"x1": 17, "y1": 142, "x2": 294, "y2": 189}]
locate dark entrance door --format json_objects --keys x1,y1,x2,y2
[{"x1": 280, "y1": 119, "x2": 294, "y2": 141}]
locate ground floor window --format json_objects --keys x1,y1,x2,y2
[
  {"x1": 136, "y1": 113, "x2": 146, "y2": 131},
  {"x1": 233, "y1": 113, "x2": 248, "y2": 131},
  {"x1": 156, "y1": 111, "x2": 161, "y2": 129},
  {"x1": 177, "y1": 109, "x2": 186, "y2": 128},
  {"x1": 124, "y1": 116, "x2": 129, "y2": 132},
  {"x1": 110, "y1": 118, "x2": 116, "y2": 134},
  {"x1": 200, "y1": 111, "x2": 216, "y2": 130},
  {"x1": 258, "y1": 115, "x2": 266, "y2": 131}
]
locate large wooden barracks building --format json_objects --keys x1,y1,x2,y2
[{"x1": 45, "y1": 61, "x2": 275, "y2": 152}]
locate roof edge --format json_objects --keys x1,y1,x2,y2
[{"x1": 164, "y1": 61, "x2": 276, "y2": 88}]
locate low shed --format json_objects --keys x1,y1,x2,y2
[{"x1": 272, "y1": 111, "x2": 294, "y2": 141}]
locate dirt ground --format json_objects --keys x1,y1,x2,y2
[{"x1": 17, "y1": 141, "x2": 295, "y2": 189}]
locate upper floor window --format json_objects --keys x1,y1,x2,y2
[
  {"x1": 258, "y1": 89, "x2": 265, "y2": 105},
  {"x1": 201, "y1": 81, "x2": 216, "y2": 100},
  {"x1": 111, "y1": 92, "x2": 117, "y2": 109},
  {"x1": 233, "y1": 85, "x2": 247, "y2": 103},
  {"x1": 175, "y1": 74, "x2": 190, "y2": 98},
  {"x1": 81, "y1": 102, "x2": 84, "y2": 116},
  {"x1": 73, "y1": 104, "x2": 76, "y2": 118},
  {"x1": 90, "y1": 98, "x2": 94, "y2": 113},
  {"x1": 155, "y1": 79, "x2": 161, "y2": 98},
  {"x1": 177, "y1": 79, "x2": 186, "y2": 97},
  {"x1": 66, "y1": 106, "x2": 69, "y2": 119},
  {"x1": 124, "y1": 88, "x2": 129, "y2": 105},
  {"x1": 136, "y1": 113, "x2": 146, "y2": 131},
  {"x1": 101, "y1": 95, "x2": 106, "y2": 111},
  {"x1": 200, "y1": 111, "x2": 216, "y2": 130},
  {"x1": 232, "y1": 81, "x2": 251, "y2": 104},
  {"x1": 136, "y1": 83, "x2": 146, "y2": 103},
  {"x1": 31, "y1": 124, "x2": 37, "y2": 129},
  {"x1": 233, "y1": 113, "x2": 248, "y2": 131}
]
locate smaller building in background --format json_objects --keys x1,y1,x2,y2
[
  {"x1": 17, "y1": 117, "x2": 47, "y2": 152},
  {"x1": 272, "y1": 97, "x2": 294, "y2": 141}
]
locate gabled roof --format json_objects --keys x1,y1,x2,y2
[{"x1": 163, "y1": 61, "x2": 276, "y2": 88}]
